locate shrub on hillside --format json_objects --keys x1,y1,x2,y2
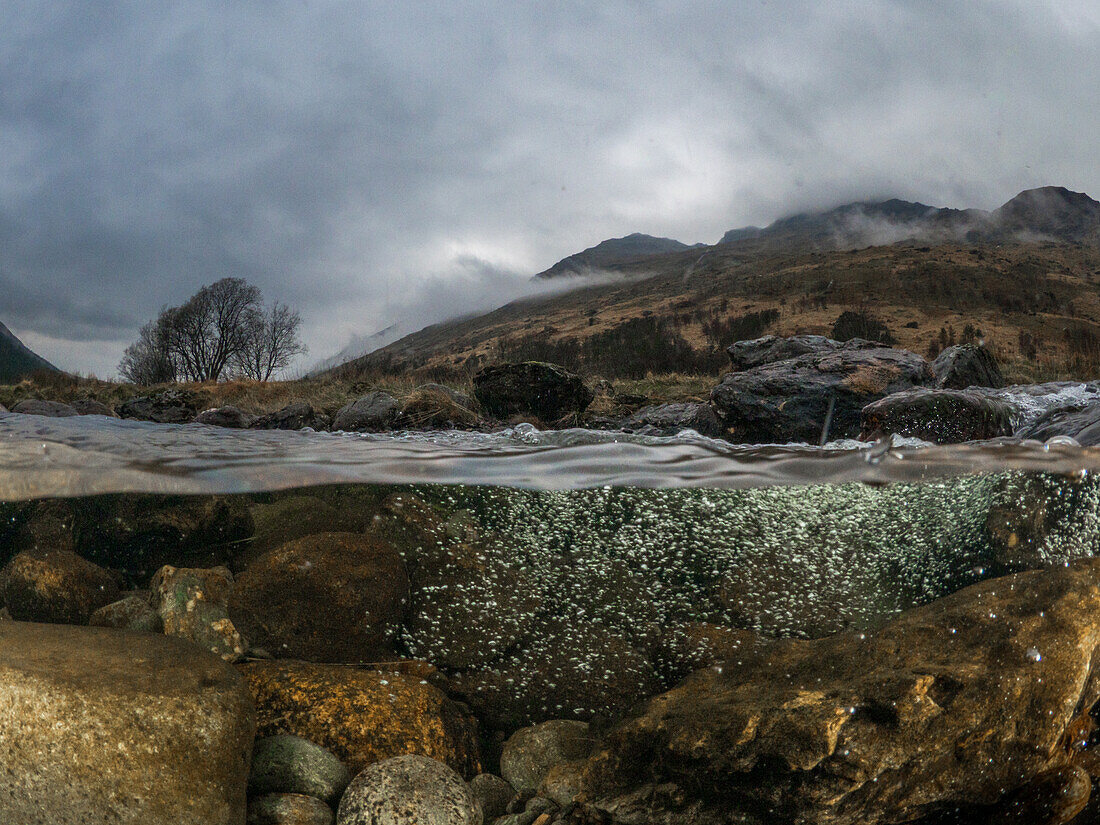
[{"x1": 830, "y1": 309, "x2": 897, "y2": 345}]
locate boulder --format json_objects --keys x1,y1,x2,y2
[
  {"x1": 249, "y1": 734, "x2": 351, "y2": 807},
  {"x1": 239, "y1": 659, "x2": 481, "y2": 778},
  {"x1": 933, "y1": 343, "x2": 1006, "y2": 389},
  {"x1": 859, "y1": 387, "x2": 1016, "y2": 443},
  {"x1": 1017, "y1": 403, "x2": 1100, "y2": 445},
  {"x1": 10, "y1": 399, "x2": 79, "y2": 417},
  {"x1": 3, "y1": 498, "x2": 77, "y2": 560},
  {"x1": 473, "y1": 362, "x2": 594, "y2": 421},
  {"x1": 89, "y1": 594, "x2": 163, "y2": 633},
  {"x1": 237, "y1": 495, "x2": 362, "y2": 571},
  {"x1": 72, "y1": 494, "x2": 255, "y2": 579},
  {"x1": 117, "y1": 389, "x2": 201, "y2": 423},
  {"x1": 336, "y1": 755, "x2": 482, "y2": 825},
  {"x1": 623, "y1": 402, "x2": 726, "y2": 438},
  {"x1": 228, "y1": 532, "x2": 408, "y2": 663},
  {"x1": 332, "y1": 392, "x2": 402, "y2": 432},
  {"x1": 248, "y1": 793, "x2": 334, "y2": 825},
  {"x1": 578, "y1": 559, "x2": 1100, "y2": 825},
  {"x1": 0, "y1": 621, "x2": 255, "y2": 825},
  {"x1": 196, "y1": 405, "x2": 256, "y2": 428},
  {"x1": 469, "y1": 773, "x2": 514, "y2": 821},
  {"x1": 151, "y1": 565, "x2": 248, "y2": 661},
  {"x1": 250, "y1": 401, "x2": 329, "y2": 431},
  {"x1": 1, "y1": 549, "x2": 120, "y2": 624},
  {"x1": 710, "y1": 342, "x2": 933, "y2": 443},
  {"x1": 500, "y1": 721, "x2": 594, "y2": 793},
  {"x1": 69, "y1": 397, "x2": 117, "y2": 416},
  {"x1": 726, "y1": 334, "x2": 859, "y2": 371}
]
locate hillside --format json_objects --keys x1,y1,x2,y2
[
  {"x1": 0, "y1": 321, "x2": 58, "y2": 383},
  {"x1": 534, "y1": 232, "x2": 701, "y2": 278},
  {"x1": 329, "y1": 187, "x2": 1100, "y2": 384}
]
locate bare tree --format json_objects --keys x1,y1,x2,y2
[
  {"x1": 164, "y1": 278, "x2": 262, "y2": 381},
  {"x1": 234, "y1": 302, "x2": 307, "y2": 381},
  {"x1": 118, "y1": 316, "x2": 176, "y2": 384}
]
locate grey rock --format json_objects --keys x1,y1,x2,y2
[
  {"x1": 500, "y1": 721, "x2": 594, "y2": 793},
  {"x1": 151, "y1": 565, "x2": 247, "y2": 662},
  {"x1": 250, "y1": 401, "x2": 327, "y2": 431},
  {"x1": 625, "y1": 402, "x2": 726, "y2": 438},
  {"x1": 469, "y1": 774, "x2": 514, "y2": 822},
  {"x1": 249, "y1": 734, "x2": 351, "y2": 808},
  {"x1": 859, "y1": 387, "x2": 1016, "y2": 443},
  {"x1": 0, "y1": 403, "x2": 7, "y2": 413},
  {"x1": 332, "y1": 392, "x2": 401, "y2": 432},
  {"x1": 195, "y1": 405, "x2": 256, "y2": 428},
  {"x1": 711, "y1": 341, "x2": 933, "y2": 443},
  {"x1": 117, "y1": 390, "x2": 199, "y2": 423},
  {"x1": 1017, "y1": 402, "x2": 1100, "y2": 445},
  {"x1": 336, "y1": 755, "x2": 482, "y2": 825},
  {"x1": 473, "y1": 362, "x2": 594, "y2": 422},
  {"x1": 248, "y1": 793, "x2": 335, "y2": 825},
  {"x1": 932, "y1": 343, "x2": 1006, "y2": 389},
  {"x1": 10, "y1": 399, "x2": 79, "y2": 417},
  {"x1": 726, "y1": 333, "x2": 856, "y2": 371},
  {"x1": 0, "y1": 621, "x2": 254, "y2": 824},
  {"x1": 69, "y1": 398, "x2": 117, "y2": 416},
  {"x1": 524, "y1": 796, "x2": 556, "y2": 817},
  {"x1": 89, "y1": 595, "x2": 164, "y2": 633}
]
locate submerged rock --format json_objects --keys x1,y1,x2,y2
[
  {"x1": 248, "y1": 793, "x2": 335, "y2": 825},
  {"x1": 933, "y1": 343, "x2": 1006, "y2": 389},
  {"x1": 89, "y1": 594, "x2": 164, "y2": 633},
  {"x1": 469, "y1": 773, "x2": 514, "y2": 821},
  {"x1": 249, "y1": 734, "x2": 351, "y2": 807},
  {"x1": 336, "y1": 755, "x2": 482, "y2": 825},
  {"x1": 624, "y1": 402, "x2": 726, "y2": 438},
  {"x1": 10, "y1": 399, "x2": 79, "y2": 417},
  {"x1": 0, "y1": 621, "x2": 254, "y2": 824},
  {"x1": 152, "y1": 565, "x2": 248, "y2": 661},
  {"x1": 239, "y1": 659, "x2": 481, "y2": 778},
  {"x1": 250, "y1": 401, "x2": 328, "y2": 431},
  {"x1": 237, "y1": 495, "x2": 361, "y2": 570},
  {"x1": 711, "y1": 342, "x2": 933, "y2": 443},
  {"x1": 1, "y1": 548, "x2": 120, "y2": 624},
  {"x1": 860, "y1": 387, "x2": 1016, "y2": 443},
  {"x1": 501, "y1": 720, "x2": 595, "y2": 794},
  {"x1": 578, "y1": 558, "x2": 1100, "y2": 825},
  {"x1": 117, "y1": 389, "x2": 201, "y2": 423},
  {"x1": 474, "y1": 362, "x2": 594, "y2": 422},
  {"x1": 1017, "y1": 403, "x2": 1100, "y2": 445},
  {"x1": 332, "y1": 392, "x2": 402, "y2": 432},
  {"x1": 195, "y1": 405, "x2": 256, "y2": 428},
  {"x1": 228, "y1": 532, "x2": 408, "y2": 663}
]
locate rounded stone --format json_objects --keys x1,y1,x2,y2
[
  {"x1": 249, "y1": 734, "x2": 351, "y2": 807},
  {"x1": 89, "y1": 595, "x2": 164, "y2": 633},
  {"x1": 500, "y1": 720, "x2": 594, "y2": 793},
  {"x1": 469, "y1": 773, "x2": 514, "y2": 821},
  {"x1": 1, "y1": 548, "x2": 120, "y2": 624},
  {"x1": 247, "y1": 793, "x2": 335, "y2": 825},
  {"x1": 336, "y1": 755, "x2": 481, "y2": 825},
  {"x1": 10, "y1": 399, "x2": 79, "y2": 417}
]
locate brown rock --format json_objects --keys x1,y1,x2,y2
[
  {"x1": 0, "y1": 621, "x2": 255, "y2": 824},
  {"x1": 236, "y1": 495, "x2": 361, "y2": 571},
  {"x1": 579, "y1": 559, "x2": 1100, "y2": 825},
  {"x1": 239, "y1": 659, "x2": 481, "y2": 778},
  {"x1": 229, "y1": 533, "x2": 408, "y2": 663},
  {"x1": 247, "y1": 793, "x2": 334, "y2": 825},
  {"x1": 152, "y1": 565, "x2": 248, "y2": 661},
  {"x1": 1, "y1": 549, "x2": 120, "y2": 624},
  {"x1": 651, "y1": 622, "x2": 771, "y2": 683}
]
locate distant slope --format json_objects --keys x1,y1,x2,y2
[
  {"x1": 0, "y1": 321, "x2": 58, "y2": 383},
  {"x1": 308, "y1": 322, "x2": 405, "y2": 376},
  {"x1": 534, "y1": 233, "x2": 701, "y2": 279}
]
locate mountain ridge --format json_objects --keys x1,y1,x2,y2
[{"x1": 0, "y1": 321, "x2": 59, "y2": 383}]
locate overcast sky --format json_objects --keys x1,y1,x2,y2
[{"x1": 2, "y1": 1, "x2": 1099, "y2": 377}]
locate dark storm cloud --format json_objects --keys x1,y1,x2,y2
[{"x1": 1, "y1": 1, "x2": 1098, "y2": 375}]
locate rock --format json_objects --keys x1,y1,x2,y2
[
  {"x1": 239, "y1": 659, "x2": 481, "y2": 778},
  {"x1": 859, "y1": 387, "x2": 1016, "y2": 443},
  {"x1": 249, "y1": 734, "x2": 351, "y2": 807},
  {"x1": 69, "y1": 397, "x2": 117, "y2": 416},
  {"x1": 450, "y1": 620, "x2": 661, "y2": 732},
  {"x1": 933, "y1": 343, "x2": 1006, "y2": 389},
  {"x1": 579, "y1": 558, "x2": 1100, "y2": 825},
  {"x1": 117, "y1": 389, "x2": 201, "y2": 423},
  {"x1": 0, "y1": 402, "x2": 7, "y2": 412},
  {"x1": 539, "y1": 760, "x2": 586, "y2": 809},
  {"x1": 469, "y1": 773, "x2": 514, "y2": 821},
  {"x1": 1017, "y1": 402, "x2": 1100, "y2": 445},
  {"x1": 726, "y1": 333, "x2": 856, "y2": 371},
  {"x1": 1, "y1": 549, "x2": 120, "y2": 624},
  {"x1": 651, "y1": 622, "x2": 770, "y2": 683},
  {"x1": 4, "y1": 498, "x2": 78, "y2": 560},
  {"x1": 73, "y1": 494, "x2": 255, "y2": 579},
  {"x1": 473, "y1": 362, "x2": 594, "y2": 421},
  {"x1": 710, "y1": 341, "x2": 933, "y2": 443},
  {"x1": 151, "y1": 565, "x2": 247, "y2": 661},
  {"x1": 336, "y1": 755, "x2": 482, "y2": 825},
  {"x1": 404, "y1": 540, "x2": 535, "y2": 670},
  {"x1": 0, "y1": 621, "x2": 254, "y2": 825},
  {"x1": 251, "y1": 401, "x2": 329, "y2": 431},
  {"x1": 248, "y1": 793, "x2": 335, "y2": 825},
  {"x1": 228, "y1": 532, "x2": 408, "y2": 663},
  {"x1": 624, "y1": 402, "x2": 726, "y2": 438},
  {"x1": 237, "y1": 495, "x2": 362, "y2": 570},
  {"x1": 10, "y1": 399, "x2": 79, "y2": 416},
  {"x1": 994, "y1": 765, "x2": 1092, "y2": 825},
  {"x1": 332, "y1": 392, "x2": 402, "y2": 432},
  {"x1": 501, "y1": 721, "x2": 594, "y2": 793},
  {"x1": 89, "y1": 594, "x2": 164, "y2": 632},
  {"x1": 196, "y1": 405, "x2": 256, "y2": 428}
]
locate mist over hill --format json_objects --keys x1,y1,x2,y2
[{"x1": 0, "y1": 321, "x2": 58, "y2": 383}]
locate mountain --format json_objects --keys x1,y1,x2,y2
[
  {"x1": 992, "y1": 186, "x2": 1100, "y2": 242},
  {"x1": 534, "y1": 233, "x2": 702, "y2": 279},
  {"x1": 308, "y1": 323, "x2": 405, "y2": 376},
  {"x1": 0, "y1": 321, "x2": 58, "y2": 383}
]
